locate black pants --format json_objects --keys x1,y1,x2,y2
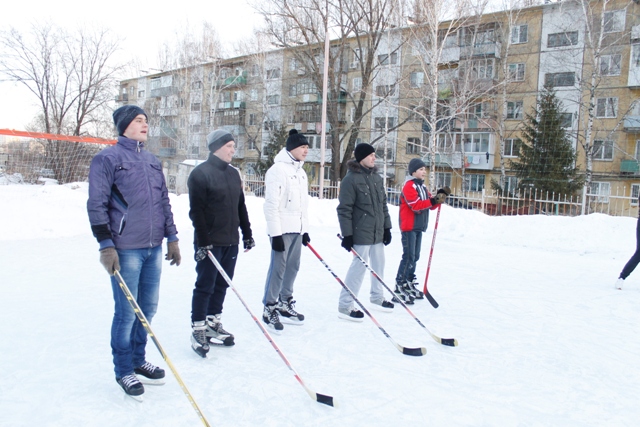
[
  {"x1": 620, "y1": 217, "x2": 640, "y2": 280},
  {"x1": 191, "y1": 245, "x2": 238, "y2": 322}
]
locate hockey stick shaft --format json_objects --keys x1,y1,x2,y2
[
  {"x1": 113, "y1": 271, "x2": 211, "y2": 427},
  {"x1": 337, "y1": 235, "x2": 457, "y2": 347},
  {"x1": 305, "y1": 244, "x2": 426, "y2": 356},
  {"x1": 423, "y1": 205, "x2": 441, "y2": 308},
  {"x1": 206, "y1": 251, "x2": 334, "y2": 407}
]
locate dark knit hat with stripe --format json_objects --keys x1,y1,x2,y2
[{"x1": 113, "y1": 105, "x2": 147, "y2": 136}]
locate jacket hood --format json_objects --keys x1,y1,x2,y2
[
  {"x1": 275, "y1": 147, "x2": 304, "y2": 169},
  {"x1": 347, "y1": 158, "x2": 378, "y2": 174}
]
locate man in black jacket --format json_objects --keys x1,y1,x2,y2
[{"x1": 187, "y1": 129, "x2": 254, "y2": 357}]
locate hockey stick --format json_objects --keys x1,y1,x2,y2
[
  {"x1": 206, "y1": 251, "x2": 334, "y2": 407},
  {"x1": 337, "y1": 234, "x2": 457, "y2": 347},
  {"x1": 113, "y1": 271, "x2": 211, "y2": 427},
  {"x1": 423, "y1": 205, "x2": 441, "y2": 308},
  {"x1": 305, "y1": 243, "x2": 426, "y2": 357}
]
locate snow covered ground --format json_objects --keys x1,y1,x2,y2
[{"x1": 1, "y1": 182, "x2": 639, "y2": 427}]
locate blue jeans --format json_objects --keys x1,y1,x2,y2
[
  {"x1": 621, "y1": 217, "x2": 640, "y2": 279},
  {"x1": 109, "y1": 245, "x2": 162, "y2": 379},
  {"x1": 395, "y1": 231, "x2": 423, "y2": 284}
]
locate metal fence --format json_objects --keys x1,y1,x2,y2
[{"x1": 242, "y1": 174, "x2": 639, "y2": 218}]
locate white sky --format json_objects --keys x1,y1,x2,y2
[{"x1": 0, "y1": 0, "x2": 263, "y2": 131}]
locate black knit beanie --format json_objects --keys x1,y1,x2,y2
[
  {"x1": 408, "y1": 158, "x2": 427, "y2": 175},
  {"x1": 207, "y1": 129, "x2": 234, "y2": 153},
  {"x1": 286, "y1": 129, "x2": 309, "y2": 151},
  {"x1": 354, "y1": 143, "x2": 376, "y2": 163},
  {"x1": 113, "y1": 105, "x2": 147, "y2": 136}
]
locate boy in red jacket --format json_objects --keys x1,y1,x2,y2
[{"x1": 394, "y1": 158, "x2": 447, "y2": 303}]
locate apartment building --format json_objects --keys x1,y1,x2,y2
[{"x1": 116, "y1": 0, "x2": 640, "y2": 208}]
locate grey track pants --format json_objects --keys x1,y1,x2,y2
[
  {"x1": 338, "y1": 243, "x2": 385, "y2": 310},
  {"x1": 262, "y1": 233, "x2": 302, "y2": 306}
]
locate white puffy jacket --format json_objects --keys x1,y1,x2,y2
[{"x1": 263, "y1": 148, "x2": 309, "y2": 236}]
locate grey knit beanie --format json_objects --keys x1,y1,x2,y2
[{"x1": 207, "y1": 129, "x2": 234, "y2": 153}]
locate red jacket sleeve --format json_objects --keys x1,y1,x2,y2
[{"x1": 402, "y1": 181, "x2": 436, "y2": 212}]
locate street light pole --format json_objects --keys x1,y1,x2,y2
[{"x1": 319, "y1": 5, "x2": 330, "y2": 199}]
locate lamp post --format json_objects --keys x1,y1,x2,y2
[{"x1": 318, "y1": 4, "x2": 330, "y2": 199}]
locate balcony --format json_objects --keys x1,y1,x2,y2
[
  {"x1": 115, "y1": 93, "x2": 129, "y2": 102},
  {"x1": 623, "y1": 116, "x2": 640, "y2": 132},
  {"x1": 460, "y1": 41, "x2": 501, "y2": 59},
  {"x1": 217, "y1": 101, "x2": 246, "y2": 110},
  {"x1": 620, "y1": 159, "x2": 640, "y2": 174},
  {"x1": 217, "y1": 71, "x2": 248, "y2": 88},
  {"x1": 439, "y1": 46, "x2": 460, "y2": 63},
  {"x1": 425, "y1": 152, "x2": 463, "y2": 168}
]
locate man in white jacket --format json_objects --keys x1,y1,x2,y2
[{"x1": 262, "y1": 129, "x2": 310, "y2": 332}]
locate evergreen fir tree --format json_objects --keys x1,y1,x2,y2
[
  {"x1": 254, "y1": 125, "x2": 287, "y2": 176},
  {"x1": 511, "y1": 85, "x2": 583, "y2": 197}
]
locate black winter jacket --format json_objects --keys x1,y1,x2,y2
[{"x1": 188, "y1": 154, "x2": 252, "y2": 247}]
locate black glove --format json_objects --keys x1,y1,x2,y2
[
  {"x1": 195, "y1": 245, "x2": 213, "y2": 262},
  {"x1": 302, "y1": 233, "x2": 310, "y2": 246},
  {"x1": 243, "y1": 237, "x2": 255, "y2": 251},
  {"x1": 271, "y1": 236, "x2": 285, "y2": 252},
  {"x1": 341, "y1": 235, "x2": 354, "y2": 252},
  {"x1": 437, "y1": 186, "x2": 451, "y2": 196},
  {"x1": 383, "y1": 228, "x2": 392, "y2": 246}
]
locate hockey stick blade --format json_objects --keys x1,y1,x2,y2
[
  {"x1": 315, "y1": 393, "x2": 335, "y2": 407},
  {"x1": 400, "y1": 345, "x2": 427, "y2": 356},
  {"x1": 425, "y1": 292, "x2": 439, "y2": 308},
  {"x1": 440, "y1": 338, "x2": 458, "y2": 347}
]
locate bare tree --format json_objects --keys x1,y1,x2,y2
[
  {"x1": 253, "y1": 0, "x2": 402, "y2": 179},
  {"x1": 0, "y1": 22, "x2": 125, "y2": 183}
]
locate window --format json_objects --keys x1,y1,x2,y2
[
  {"x1": 406, "y1": 137, "x2": 422, "y2": 154},
  {"x1": 191, "y1": 102, "x2": 201, "y2": 112},
  {"x1": 560, "y1": 113, "x2": 573, "y2": 128},
  {"x1": 251, "y1": 64, "x2": 260, "y2": 77},
  {"x1": 464, "y1": 174, "x2": 485, "y2": 192},
  {"x1": 590, "y1": 181, "x2": 610, "y2": 202},
  {"x1": 247, "y1": 139, "x2": 257, "y2": 151},
  {"x1": 266, "y1": 68, "x2": 281, "y2": 79},
  {"x1": 511, "y1": 25, "x2": 528, "y2": 44},
  {"x1": 352, "y1": 77, "x2": 362, "y2": 93},
  {"x1": 547, "y1": 31, "x2": 578, "y2": 48},
  {"x1": 504, "y1": 138, "x2": 521, "y2": 157},
  {"x1": 596, "y1": 97, "x2": 618, "y2": 118},
  {"x1": 191, "y1": 81, "x2": 202, "y2": 90},
  {"x1": 190, "y1": 124, "x2": 201, "y2": 133},
  {"x1": 297, "y1": 79, "x2": 318, "y2": 95},
  {"x1": 289, "y1": 58, "x2": 297, "y2": 71},
  {"x1": 504, "y1": 176, "x2": 518, "y2": 194},
  {"x1": 150, "y1": 77, "x2": 161, "y2": 89},
  {"x1": 374, "y1": 117, "x2": 395, "y2": 130},
  {"x1": 267, "y1": 95, "x2": 280, "y2": 105},
  {"x1": 460, "y1": 58, "x2": 495, "y2": 79},
  {"x1": 263, "y1": 121, "x2": 277, "y2": 131},
  {"x1": 250, "y1": 89, "x2": 258, "y2": 101},
  {"x1": 435, "y1": 172, "x2": 452, "y2": 188},
  {"x1": 599, "y1": 54, "x2": 622, "y2": 76},
  {"x1": 462, "y1": 133, "x2": 490, "y2": 153},
  {"x1": 508, "y1": 63, "x2": 525, "y2": 81},
  {"x1": 593, "y1": 140, "x2": 614, "y2": 160},
  {"x1": 603, "y1": 10, "x2": 625, "y2": 33},
  {"x1": 545, "y1": 72, "x2": 575, "y2": 87},
  {"x1": 138, "y1": 90, "x2": 145, "y2": 98},
  {"x1": 295, "y1": 103, "x2": 321, "y2": 122},
  {"x1": 129, "y1": 86, "x2": 135, "y2": 96},
  {"x1": 378, "y1": 52, "x2": 398, "y2": 65},
  {"x1": 635, "y1": 140, "x2": 640, "y2": 161},
  {"x1": 632, "y1": 184, "x2": 640, "y2": 206},
  {"x1": 249, "y1": 113, "x2": 256, "y2": 126},
  {"x1": 633, "y1": 45, "x2": 640, "y2": 68},
  {"x1": 375, "y1": 84, "x2": 396, "y2": 97},
  {"x1": 288, "y1": 85, "x2": 297, "y2": 97},
  {"x1": 506, "y1": 101, "x2": 523, "y2": 120},
  {"x1": 437, "y1": 134, "x2": 454, "y2": 151},
  {"x1": 410, "y1": 72, "x2": 424, "y2": 88}
]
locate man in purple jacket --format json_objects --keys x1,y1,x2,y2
[{"x1": 87, "y1": 105, "x2": 181, "y2": 400}]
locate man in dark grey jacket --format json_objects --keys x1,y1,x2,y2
[
  {"x1": 87, "y1": 105, "x2": 181, "y2": 399},
  {"x1": 336, "y1": 143, "x2": 393, "y2": 321}
]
